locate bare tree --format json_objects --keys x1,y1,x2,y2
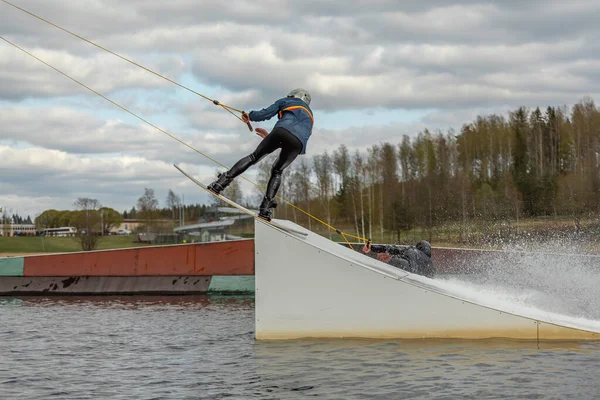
[
  {"x1": 166, "y1": 189, "x2": 181, "y2": 220},
  {"x1": 314, "y1": 152, "x2": 333, "y2": 238},
  {"x1": 353, "y1": 151, "x2": 367, "y2": 240},
  {"x1": 333, "y1": 145, "x2": 351, "y2": 223},
  {"x1": 283, "y1": 164, "x2": 298, "y2": 221},
  {"x1": 289, "y1": 159, "x2": 313, "y2": 229},
  {"x1": 223, "y1": 179, "x2": 243, "y2": 204},
  {"x1": 73, "y1": 197, "x2": 102, "y2": 251},
  {"x1": 137, "y1": 188, "x2": 159, "y2": 233},
  {"x1": 366, "y1": 146, "x2": 381, "y2": 239},
  {"x1": 99, "y1": 207, "x2": 124, "y2": 235},
  {"x1": 0, "y1": 207, "x2": 9, "y2": 236}
]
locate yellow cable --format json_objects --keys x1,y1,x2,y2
[
  {"x1": 0, "y1": 37, "x2": 229, "y2": 168},
  {"x1": 0, "y1": 0, "x2": 245, "y2": 116},
  {"x1": 1, "y1": 36, "x2": 372, "y2": 244},
  {"x1": 340, "y1": 232, "x2": 351, "y2": 247}
]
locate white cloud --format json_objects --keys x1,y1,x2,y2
[
  {"x1": 0, "y1": 106, "x2": 262, "y2": 170},
  {"x1": 0, "y1": 107, "x2": 169, "y2": 153},
  {"x1": 2, "y1": 0, "x2": 600, "y2": 216},
  {"x1": 3, "y1": 1, "x2": 600, "y2": 108},
  {"x1": 0, "y1": 145, "x2": 234, "y2": 216},
  {"x1": 0, "y1": 44, "x2": 185, "y2": 100}
]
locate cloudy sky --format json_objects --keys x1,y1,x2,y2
[{"x1": 2, "y1": 0, "x2": 600, "y2": 219}]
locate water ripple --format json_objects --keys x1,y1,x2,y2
[{"x1": 1, "y1": 296, "x2": 600, "y2": 399}]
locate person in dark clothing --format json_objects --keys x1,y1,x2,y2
[
  {"x1": 361, "y1": 240, "x2": 436, "y2": 278},
  {"x1": 207, "y1": 88, "x2": 314, "y2": 221}
]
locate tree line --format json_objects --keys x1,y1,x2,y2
[
  {"x1": 123, "y1": 189, "x2": 213, "y2": 224},
  {"x1": 0, "y1": 209, "x2": 33, "y2": 225},
  {"x1": 33, "y1": 189, "x2": 216, "y2": 250},
  {"x1": 31, "y1": 96, "x2": 600, "y2": 247},
  {"x1": 256, "y1": 97, "x2": 600, "y2": 242},
  {"x1": 34, "y1": 189, "x2": 217, "y2": 234},
  {"x1": 36, "y1": 202, "x2": 123, "y2": 234}
]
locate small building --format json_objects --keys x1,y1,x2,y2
[
  {"x1": 172, "y1": 207, "x2": 256, "y2": 243},
  {"x1": 174, "y1": 220, "x2": 235, "y2": 242},
  {"x1": 110, "y1": 219, "x2": 174, "y2": 235},
  {"x1": 110, "y1": 219, "x2": 142, "y2": 234},
  {"x1": 0, "y1": 224, "x2": 37, "y2": 237}
]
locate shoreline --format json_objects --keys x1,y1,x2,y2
[{"x1": 0, "y1": 252, "x2": 52, "y2": 258}]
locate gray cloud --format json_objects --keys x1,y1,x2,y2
[
  {"x1": 0, "y1": 44, "x2": 186, "y2": 100},
  {"x1": 0, "y1": 106, "x2": 260, "y2": 170},
  {"x1": 0, "y1": 146, "x2": 231, "y2": 216},
  {"x1": 2, "y1": 0, "x2": 600, "y2": 216},
  {"x1": 0, "y1": 107, "x2": 173, "y2": 154},
  {"x1": 3, "y1": 0, "x2": 600, "y2": 109}
]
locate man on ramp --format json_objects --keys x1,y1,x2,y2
[
  {"x1": 207, "y1": 88, "x2": 314, "y2": 221},
  {"x1": 362, "y1": 240, "x2": 437, "y2": 278}
]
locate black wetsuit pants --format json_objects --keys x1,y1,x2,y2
[{"x1": 226, "y1": 127, "x2": 303, "y2": 206}]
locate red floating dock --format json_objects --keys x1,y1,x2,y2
[
  {"x1": 0, "y1": 240, "x2": 255, "y2": 295},
  {"x1": 23, "y1": 240, "x2": 254, "y2": 276}
]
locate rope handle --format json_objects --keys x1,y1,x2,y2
[
  {"x1": 242, "y1": 112, "x2": 253, "y2": 132},
  {"x1": 214, "y1": 100, "x2": 253, "y2": 131},
  {"x1": 0, "y1": 1, "x2": 374, "y2": 245}
]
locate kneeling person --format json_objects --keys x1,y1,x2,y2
[{"x1": 361, "y1": 240, "x2": 436, "y2": 278}]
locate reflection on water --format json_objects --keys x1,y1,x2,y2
[
  {"x1": 1, "y1": 296, "x2": 600, "y2": 399},
  {"x1": 255, "y1": 338, "x2": 600, "y2": 399}
]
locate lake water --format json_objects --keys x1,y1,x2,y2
[{"x1": 1, "y1": 296, "x2": 600, "y2": 399}]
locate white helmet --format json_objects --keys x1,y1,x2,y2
[{"x1": 287, "y1": 88, "x2": 311, "y2": 105}]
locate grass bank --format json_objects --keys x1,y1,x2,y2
[
  {"x1": 0, "y1": 235, "x2": 156, "y2": 254},
  {"x1": 4, "y1": 216, "x2": 599, "y2": 254}
]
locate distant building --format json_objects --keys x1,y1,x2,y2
[
  {"x1": 174, "y1": 220, "x2": 235, "y2": 242},
  {"x1": 173, "y1": 207, "x2": 255, "y2": 243},
  {"x1": 110, "y1": 218, "x2": 173, "y2": 235},
  {"x1": 110, "y1": 219, "x2": 142, "y2": 234},
  {"x1": 0, "y1": 224, "x2": 37, "y2": 237}
]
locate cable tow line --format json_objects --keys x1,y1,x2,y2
[
  {"x1": 0, "y1": 0, "x2": 253, "y2": 132},
  {"x1": 0, "y1": 33, "x2": 370, "y2": 246}
]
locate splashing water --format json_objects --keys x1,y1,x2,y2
[{"x1": 433, "y1": 238, "x2": 600, "y2": 328}]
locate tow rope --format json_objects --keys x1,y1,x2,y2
[{"x1": 0, "y1": 1, "x2": 371, "y2": 246}]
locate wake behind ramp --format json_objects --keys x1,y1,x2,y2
[{"x1": 255, "y1": 219, "x2": 600, "y2": 341}]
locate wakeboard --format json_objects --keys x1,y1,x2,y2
[{"x1": 173, "y1": 164, "x2": 308, "y2": 238}]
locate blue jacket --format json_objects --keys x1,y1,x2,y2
[{"x1": 248, "y1": 97, "x2": 314, "y2": 154}]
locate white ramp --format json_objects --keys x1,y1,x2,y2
[{"x1": 255, "y1": 219, "x2": 600, "y2": 340}]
